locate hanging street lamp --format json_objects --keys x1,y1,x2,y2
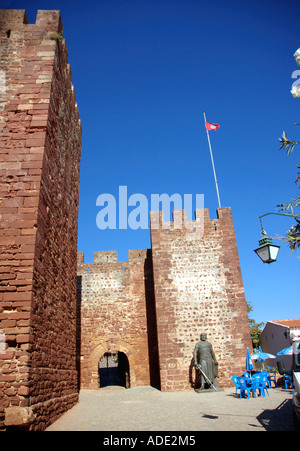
[
  {"x1": 254, "y1": 231, "x2": 280, "y2": 264},
  {"x1": 254, "y1": 212, "x2": 299, "y2": 264}
]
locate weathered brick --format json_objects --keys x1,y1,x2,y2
[
  {"x1": 16, "y1": 334, "x2": 31, "y2": 344},
  {"x1": 3, "y1": 292, "x2": 32, "y2": 302}
]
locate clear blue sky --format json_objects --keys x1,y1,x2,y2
[{"x1": 3, "y1": 0, "x2": 300, "y2": 325}]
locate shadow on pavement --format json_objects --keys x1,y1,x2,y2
[{"x1": 256, "y1": 398, "x2": 295, "y2": 431}]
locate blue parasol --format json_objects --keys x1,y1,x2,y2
[
  {"x1": 246, "y1": 347, "x2": 254, "y2": 371},
  {"x1": 277, "y1": 346, "x2": 293, "y2": 356},
  {"x1": 251, "y1": 347, "x2": 276, "y2": 368}
]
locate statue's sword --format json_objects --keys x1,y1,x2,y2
[{"x1": 196, "y1": 364, "x2": 218, "y2": 391}]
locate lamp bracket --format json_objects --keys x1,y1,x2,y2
[{"x1": 258, "y1": 212, "x2": 300, "y2": 237}]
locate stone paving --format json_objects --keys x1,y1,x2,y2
[{"x1": 46, "y1": 385, "x2": 296, "y2": 432}]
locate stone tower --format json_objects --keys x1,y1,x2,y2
[
  {"x1": 150, "y1": 207, "x2": 252, "y2": 391},
  {"x1": 0, "y1": 10, "x2": 81, "y2": 430}
]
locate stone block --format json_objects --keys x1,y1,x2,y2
[{"x1": 4, "y1": 406, "x2": 35, "y2": 427}]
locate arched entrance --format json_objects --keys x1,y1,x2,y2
[{"x1": 98, "y1": 351, "x2": 130, "y2": 388}]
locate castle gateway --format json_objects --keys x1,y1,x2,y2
[{"x1": 78, "y1": 208, "x2": 252, "y2": 392}]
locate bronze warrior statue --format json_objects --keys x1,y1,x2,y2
[{"x1": 193, "y1": 333, "x2": 218, "y2": 390}]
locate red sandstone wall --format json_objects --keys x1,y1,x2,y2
[
  {"x1": 150, "y1": 207, "x2": 252, "y2": 391},
  {"x1": 0, "y1": 10, "x2": 81, "y2": 430},
  {"x1": 77, "y1": 250, "x2": 160, "y2": 390}
]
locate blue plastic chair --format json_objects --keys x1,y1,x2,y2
[
  {"x1": 259, "y1": 371, "x2": 273, "y2": 389},
  {"x1": 252, "y1": 374, "x2": 269, "y2": 397},
  {"x1": 261, "y1": 375, "x2": 270, "y2": 396},
  {"x1": 247, "y1": 376, "x2": 257, "y2": 398},
  {"x1": 232, "y1": 376, "x2": 240, "y2": 395},
  {"x1": 267, "y1": 371, "x2": 278, "y2": 388},
  {"x1": 258, "y1": 372, "x2": 266, "y2": 379},
  {"x1": 238, "y1": 377, "x2": 252, "y2": 399},
  {"x1": 283, "y1": 374, "x2": 294, "y2": 390}
]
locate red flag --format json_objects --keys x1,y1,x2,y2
[{"x1": 205, "y1": 122, "x2": 220, "y2": 131}]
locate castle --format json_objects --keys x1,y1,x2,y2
[{"x1": 0, "y1": 10, "x2": 252, "y2": 430}]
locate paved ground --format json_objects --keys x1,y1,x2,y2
[{"x1": 46, "y1": 385, "x2": 297, "y2": 432}]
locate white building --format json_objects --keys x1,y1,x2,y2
[{"x1": 260, "y1": 319, "x2": 300, "y2": 371}]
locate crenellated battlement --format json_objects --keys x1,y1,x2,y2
[
  {"x1": 149, "y1": 208, "x2": 233, "y2": 242},
  {"x1": 0, "y1": 9, "x2": 80, "y2": 131},
  {"x1": 0, "y1": 9, "x2": 62, "y2": 33},
  {"x1": 0, "y1": 9, "x2": 28, "y2": 28},
  {"x1": 150, "y1": 207, "x2": 230, "y2": 230},
  {"x1": 78, "y1": 207, "x2": 235, "y2": 275},
  {"x1": 77, "y1": 249, "x2": 150, "y2": 274}
]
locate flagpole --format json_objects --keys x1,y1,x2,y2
[{"x1": 203, "y1": 111, "x2": 221, "y2": 209}]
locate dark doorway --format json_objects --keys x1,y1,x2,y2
[{"x1": 98, "y1": 351, "x2": 130, "y2": 388}]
